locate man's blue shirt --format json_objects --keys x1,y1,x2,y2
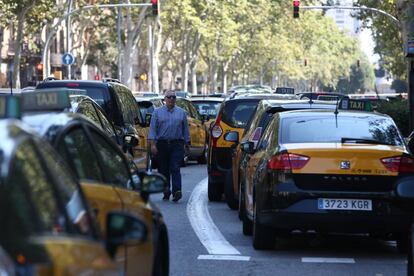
[{"x1": 148, "y1": 105, "x2": 190, "y2": 143}]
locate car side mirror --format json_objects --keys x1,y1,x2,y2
[
  {"x1": 240, "y1": 141, "x2": 254, "y2": 154},
  {"x1": 123, "y1": 134, "x2": 139, "y2": 148},
  {"x1": 136, "y1": 170, "x2": 166, "y2": 201},
  {"x1": 106, "y1": 212, "x2": 147, "y2": 258},
  {"x1": 145, "y1": 113, "x2": 152, "y2": 126}
]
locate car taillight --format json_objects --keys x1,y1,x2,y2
[
  {"x1": 211, "y1": 114, "x2": 223, "y2": 148},
  {"x1": 381, "y1": 155, "x2": 414, "y2": 173},
  {"x1": 267, "y1": 153, "x2": 310, "y2": 170}
]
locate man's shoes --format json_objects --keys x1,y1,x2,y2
[
  {"x1": 172, "y1": 191, "x2": 182, "y2": 202},
  {"x1": 162, "y1": 192, "x2": 171, "y2": 201}
]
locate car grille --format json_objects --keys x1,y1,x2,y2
[{"x1": 293, "y1": 174, "x2": 395, "y2": 192}]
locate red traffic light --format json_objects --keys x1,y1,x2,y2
[
  {"x1": 152, "y1": 0, "x2": 158, "y2": 16},
  {"x1": 293, "y1": 1, "x2": 300, "y2": 18},
  {"x1": 36, "y1": 63, "x2": 43, "y2": 71}
]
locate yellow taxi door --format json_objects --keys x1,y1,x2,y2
[
  {"x1": 114, "y1": 189, "x2": 154, "y2": 276},
  {"x1": 133, "y1": 124, "x2": 149, "y2": 169},
  {"x1": 40, "y1": 237, "x2": 119, "y2": 276},
  {"x1": 80, "y1": 182, "x2": 123, "y2": 235},
  {"x1": 231, "y1": 144, "x2": 242, "y2": 196}
]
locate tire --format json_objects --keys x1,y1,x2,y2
[
  {"x1": 152, "y1": 228, "x2": 169, "y2": 276},
  {"x1": 197, "y1": 145, "x2": 207, "y2": 164},
  {"x1": 409, "y1": 224, "x2": 414, "y2": 275},
  {"x1": 208, "y1": 177, "x2": 222, "y2": 201},
  {"x1": 224, "y1": 171, "x2": 238, "y2": 210},
  {"x1": 252, "y1": 202, "x2": 275, "y2": 250},
  {"x1": 396, "y1": 233, "x2": 410, "y2": 254},
  {"x1": 239, "y1": 180, "x2": 252, "y2": 235}
]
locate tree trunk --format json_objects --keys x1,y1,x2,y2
[{"x1": 12, "y1": 7, "x2": 31, "y2": 89}]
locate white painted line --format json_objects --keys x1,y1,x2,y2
[
  {"x1": 198, "y1": 255, "x2": 251, "y2": 261},
  {"x1": 302, "y1": 257, "x2": 355, "y2": 264},
  {"x1": 186, "y1": 177, "x2": 241, "y2": 255}
]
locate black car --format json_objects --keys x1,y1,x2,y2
[{"x1": 36, "y1": 79, "x2": 150, "y2": 169}]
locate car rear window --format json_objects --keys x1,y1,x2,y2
[
  {"x1": 280, "y1": 115, "x2": 403, "y2": 146},
  {"x1": 192, "y1": 101, "x2": 221, "y2": 117},
  {"x1": 221, "y1": 100, "x2": 259, "y2": 128}
]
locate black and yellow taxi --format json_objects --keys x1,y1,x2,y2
[
  {"x1": 208, "y1": 95, "x2": 289, "y2": 201},
  {"x1": 224, "y1": 99, "x2": 336, "y2": 211},
  {"x1": 175, "y1": 97, "x2": 208, "y2": 164},
  {"x1": 20, "y1": 90, "x2": 169, "y2": 275},
  {"x1": 190, "y1": 96, "x2": 224, "y2": 133},
  {"x1": 0, "y1": 95, "x2": 150, "y2": 275},
  {"x1": 240, "y1": 100, "x2": 414, "y2": 250},
  {"x1": 36, "y1": 79, "x2": 150, "y2": 169}
]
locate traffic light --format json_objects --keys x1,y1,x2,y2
[
  {"x1": 152, "y1": 0, "x2": 158, "y2": 16},
  {"x1": 304, "y1": 59, "x2": 307, "y2": 66},
  {"x1": 36, "y1": 63, "x2": 43, "y2": 80},
  {"x1": 293, "y1": 0, "x2": 300, "y2": 18},
  {"x1": 357, "y1": 59, "x2": 360, "y2": 67}
]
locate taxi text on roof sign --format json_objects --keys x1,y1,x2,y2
[
  {"x1": 22, "y1": 89, "x2": 71, "y2": 112},
  {"x1": 339, "y1": 98, "x2": 372, "y2": 112},
  {"x1": 0, "y1": 95, "x2": 21, "y2": 119}
]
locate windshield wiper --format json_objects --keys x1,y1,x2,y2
[{"x1": 341, "y1": 137, "x2": 393, "y2": 145}]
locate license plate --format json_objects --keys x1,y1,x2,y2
[{"x1": 318, "y1": 198, "x2": 372, "y2": 211}]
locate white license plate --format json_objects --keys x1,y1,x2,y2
[{"x1": 318, "y1": 198, "x2": 372, "y2": 211}]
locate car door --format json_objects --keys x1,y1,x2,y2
[
  {"x1": 115, "y1": 88, "x2": 148, "y2": 169},
  {"x1": 2, "y1": 138, "x2": 118, "y2": 275},
  {"x1": 87, "y1": 127, "x2": 153, "y2": 276},
  {"x1": 188, "y1": 101, "x2": 206, "y2": 149},
  {"x1": 55, "y1": 126, "x2": 124, "y2": 235},
  {"x1": 177, "y1": 99, "x2": 200, "y2": 148}
]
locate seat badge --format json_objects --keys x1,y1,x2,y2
[{"x1": 340, "y1": 160, "x2": 351, "y2": 169}]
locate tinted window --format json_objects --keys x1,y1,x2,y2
[
  {"x1": 116, "y1": 88, "x2": 141, "y2": 125},
  {"x1": 0, "y1": 141, "x2": 67, "y2": 238},
  {"x1": 89, "y1": 129, "x2": 131, "y2": 188},
  {"x1": 187, "y1": 102, "x2": 201, "y2": 120},
  {"x1": 38, "y1": 139, "x2": 94, "y2": 236},
  {"x1": 222, "y1": 100, "x2": 259, "y2": 128},
  {"x1": 280, "y1": 114, "x2": 403, "y2": 145},
  {"x1": 176, "y1": 99, "x2": 191, "y2": 115},
  {"x1": 76, "y1": 101, "x2": 101, "y2": 127},
  {"x1": 57, "y1": 127, "x2": 103, "y2": 181},
  {"x1": 95, "y1": 106, "x2": 117, "y2": 140}
]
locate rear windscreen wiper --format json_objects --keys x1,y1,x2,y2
[{"x1": 341, "y1": 137, "x2": 393, "y2": 145}]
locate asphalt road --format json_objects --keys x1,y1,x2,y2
[{"x1": 150, "y1": 163, "x2": 407, "y2": 276}]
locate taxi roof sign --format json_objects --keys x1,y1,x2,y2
[
  {"x1": 339, "y1": 98, "x2": 372, "y2": 112},
  {"x1": 22, "y1": 88, "x2": 87, "y2": 112},
  {"x1": 0, "y1": 95, "x2": 21, "y2": 119}
]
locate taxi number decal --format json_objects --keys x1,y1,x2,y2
[{"x1": 318, "y1": 198, "x2": 372, "y2": 211}]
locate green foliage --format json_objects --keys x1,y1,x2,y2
[{"x1": 376, "y1": 99, "x2": 409, "y2": 136}]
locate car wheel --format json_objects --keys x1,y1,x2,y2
[
  {"x1": 152, "y1": 227, "x2": 169, "y2": 276},
  {"x1": 224, "y1": 171, "x2": 238, "y2": 210},
  {"x1": 197, "y1": 145, "x2": 207, "y2": 164},
  {"x1": 252, "y1": 201, "x2": 275, "y2": 250},
  {"x1": 208, "y1": 177, "x2": 222, "y2": 201},
  {"x1": 182, "y1": 154, "x2": 189, "y2": 167},
  {"x1": 396, "y1": 233, "x2": 410, "y2": 254},
  {"x1": 408, "y1": 224, "x2": 414, "y2": 275}
]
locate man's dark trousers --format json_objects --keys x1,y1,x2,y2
[{"x1": 156, "y1": 140, "x2": 184, "y2": 196}]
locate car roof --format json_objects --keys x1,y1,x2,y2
[
  {"x1": 36, "y1": 80, "x2": 111, "y2": 89},
  {"x1": 190, "y1": 97, "x2": 225, "y2": 102},
  {"x1": 278, "y1": 108, "x2": 389, "y2": 119}
]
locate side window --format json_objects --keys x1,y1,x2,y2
[
  {"x1": 1, "y1": 141, "x2": 67, "y2": 237},
  {"x1": 76, "y1": 101, "x2": 101, "y2": 127},
  {"x1": 88, "y1": 129, "x2": 131, "y2": 188},
  {"x1": 57, "y1": 127, "x2": 103, "y2": 182},
  {"x1": 176, "y1": 99, "x2": 190, "y2": 116},
  {"x1": 94, "y1": 106, "x2": 117, "y2": 139},
  {"x1": 116, "y1": 87, "x2": 141, "y2": 125},
  {"x1": 37, "y1": 139, "x2": 95, "y2": 237},
  {"x1": 256, "y1": 117, "x2": 277, "y2": 151},
  {"x1": 188, "y1": 102, "x2": 201, "y2": 120}
]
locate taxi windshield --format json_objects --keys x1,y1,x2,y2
[{"x1": 280, "y1": 115, "x2": 404, "y2": 146}]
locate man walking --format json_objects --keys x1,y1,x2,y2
[{"x1": 148, "y1": 90, "x2": 190, "y2": 202}]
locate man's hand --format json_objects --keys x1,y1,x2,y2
[{"x1": 151, "y1": 144, "x2": 158, "y2": 156}]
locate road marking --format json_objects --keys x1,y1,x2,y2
[
  {"x1": 302, "y1": 257, "x2": 355, "y2": 264},
  {"x1": 187, "y1": 177, "x2": 243, "y2": 256},
  {"x1": 198, "y1": 255, "x2": 250, "y2": 261}
]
